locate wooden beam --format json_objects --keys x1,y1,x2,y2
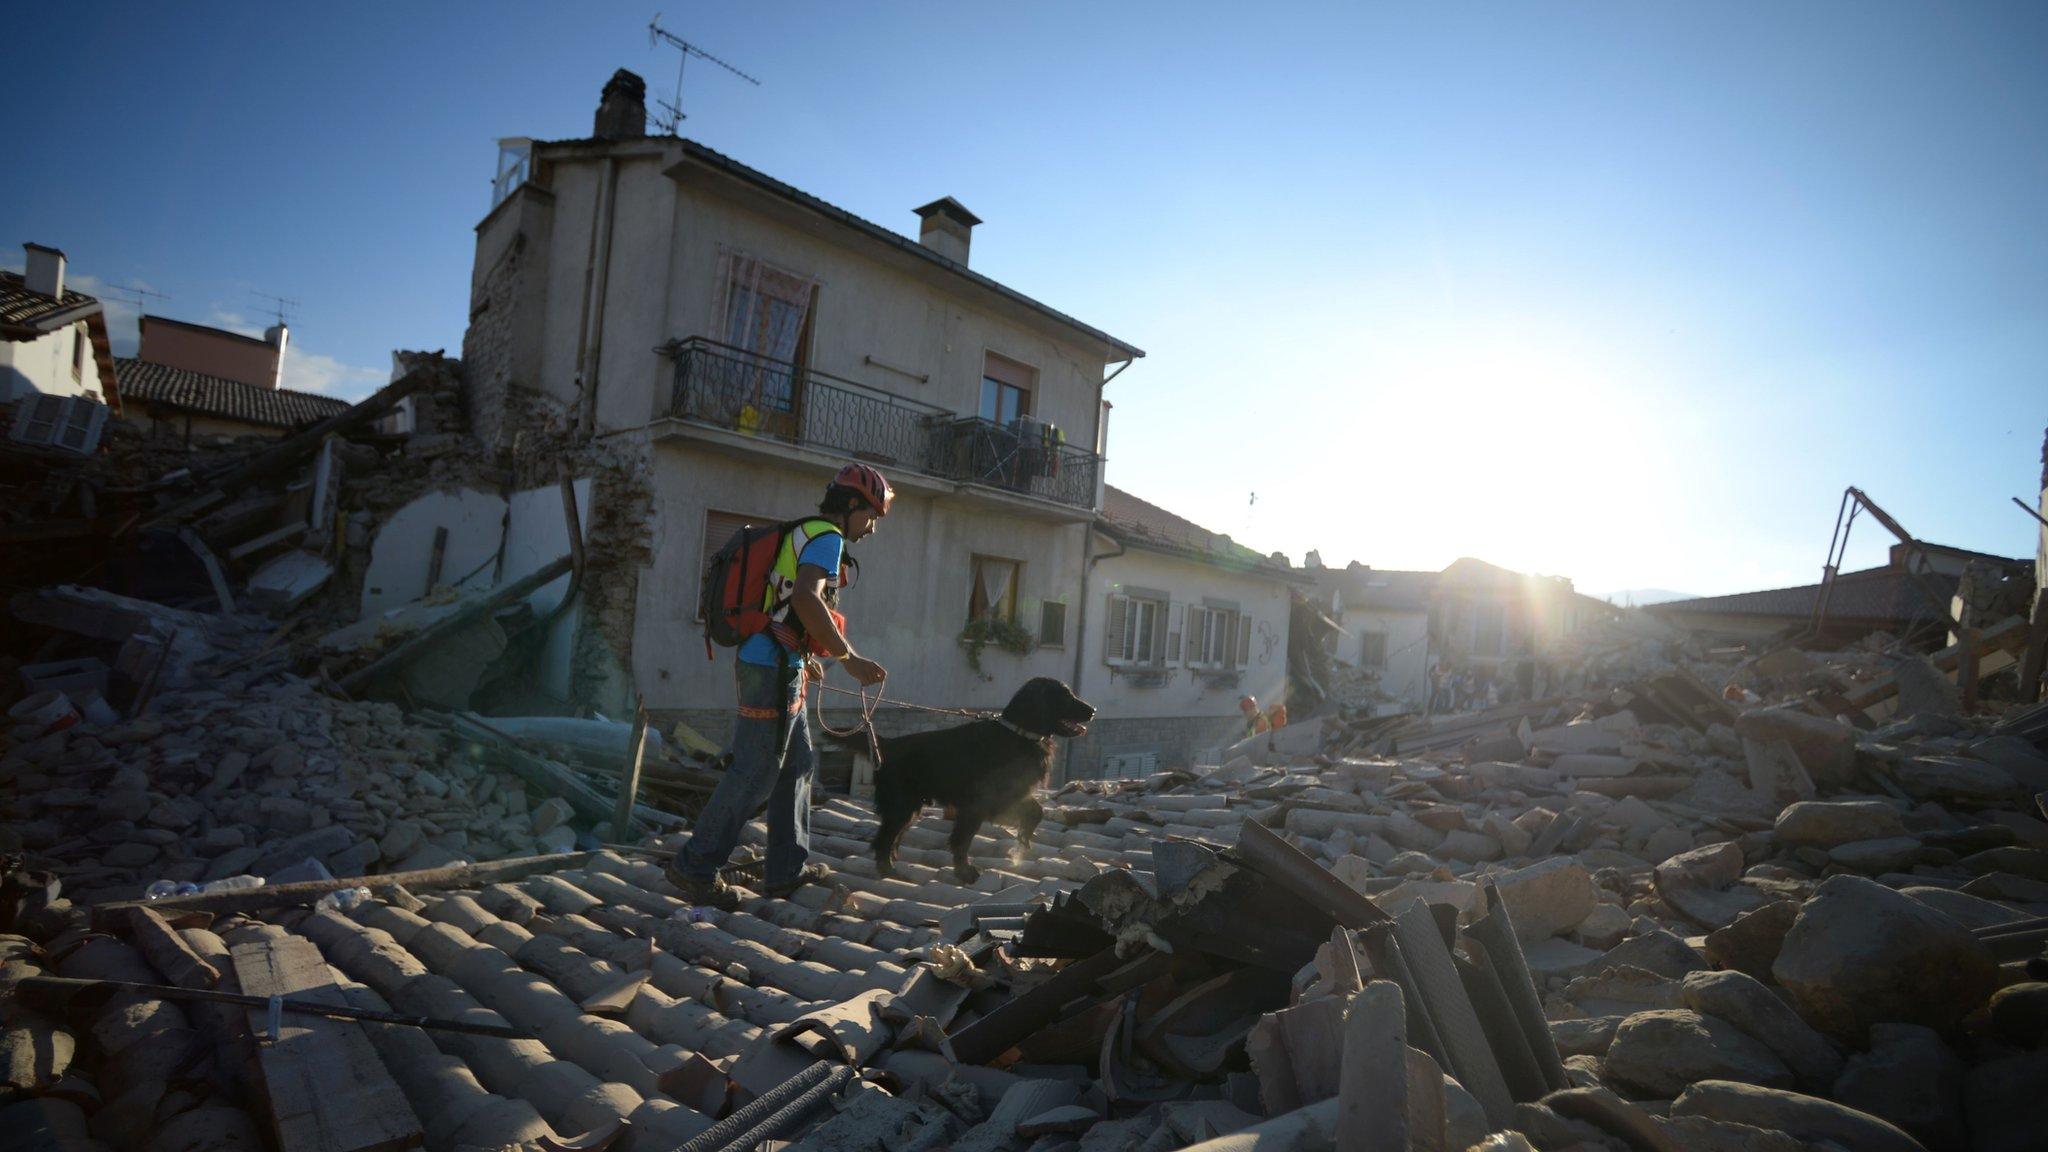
[
  {"x1": 137, "y1": 365, "x2": 439, "y2": 533},
  {"x1": 1846, "y1": 615, "x2": 2031, "y2": 710},
  {"x1": 91, "y1": 851, "x2": 592, "y2": 931},
  {"x1": 337, "y1": 554, "x2": 571, "y2": 694},
  {"x1": 232, "y1": 936, "x2": 424, "y2": 1152},
  {"x1": 614, "y1": 699, "x2": 650, "y2": 840},
  {"x1": 127, "y1": 906, "x2": 220, "y2": 988}
]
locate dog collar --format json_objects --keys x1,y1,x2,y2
[{"x1": 995, "y1": 716, "x2": 1050, "y2": 743}]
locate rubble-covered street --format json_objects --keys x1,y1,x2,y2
[
  {"x1": 8, "y1": 9, "x2": 2048, "y2": 1151},
  {"x1": 3, "y1": 377, "x2": 2047, "y2": 1150}
]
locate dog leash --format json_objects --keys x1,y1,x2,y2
[
  {"x1": 811, "y1": 680, "x2": 992, "y2": 720},
  {"x1": 809, "y1": 672, "x2": 887, "y2": 766},
  {"x1": 809, "y1": 676, "x2": 1001, "y2": 766}
]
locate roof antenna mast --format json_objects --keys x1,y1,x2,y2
[
  {"x1": 648, "y1": 13, "x2": 761, "y2": 134},
  {"x1": 248, "y1": 290, "x2": 298, "y2": 328}
]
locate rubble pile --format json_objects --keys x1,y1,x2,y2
[
  {"x1": 1, "y1": 591, "x2": 600, "y2": 906},
  {"x1": 2, "y1": 358, "x2": 2045, "y2": 1148}
]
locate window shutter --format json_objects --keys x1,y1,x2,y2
[
  {"x1": 1103, "y1": 594, "x2": 1128, "y2": 664},
  {"x1": 1186, "y1": 609, "x2": 1206, "y2": 669},
  {"x1": 1166, "y1": 602, "x2": 1184, "y2": 665},
  {"x1": 1150, "y1": 601, "x2": 1169, "y2": 667},
  {"x1": 1235, "y1": 613, "x2": 1252, "y2": 668}
]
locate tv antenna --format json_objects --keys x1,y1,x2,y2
[
  {"x1": 248, "y1": 290, "x2": 299, "y2": 327},
  {"x1": 647, "y1": 13, "x2": 760, "y2": 134},
  {"x1": 98, "y1": 283, "x2": 170, "y2": 309}
]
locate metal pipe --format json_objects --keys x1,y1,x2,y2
[
  {"x1": 702, "y1": 1063, "x2": 855, "y2": 1152},
  {"x1": 12, "y1": 975, "x2": 533, "y2": 1039},
  {"x1": 1065, "y1": 529, "x2": 1126, "y2": 783},
  {"x1": 577, "y1": 155, "x2": 621, "y2": 438},
  {"x1": 672, "y1": 1060, "x2": 840, "y2": 1152}
]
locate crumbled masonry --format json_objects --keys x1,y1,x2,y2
[{"x1": 4, "y1": 367, "x2": 2048, "y2": 1149}]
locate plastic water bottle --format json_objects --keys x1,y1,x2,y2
[
  {"x1": 198, "y1": 874, "x2": 266, "y2": 894},
  {"x1": 316, "y1": 887, "x2": 372, "y2": 912},
  {"x1": 144, "y1": 880, "x2": 200, "y2": 900}
]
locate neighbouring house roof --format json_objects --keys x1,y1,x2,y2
[
  {"x1": 1099, "y1": 486, "x2": 1302, "y2": 581},
  {"x1": 1646, "y1": 564, "x2": 1959, "y2": 627},
  {"x1": 0, "y1": 269, "x2": 100, "y2": 333},
  {"x1": 1, "y1": 270, "x2": 122, "y2": 412},
  {"x1": 528, "y1": 136, "x2": 1145, "y2": 362},
  {"x1": 1314, "y1": 566, "x2": 1438, "y2": 613},
  {"x1": 115, "y1": 358, "x2": 350, "y2": 430}
]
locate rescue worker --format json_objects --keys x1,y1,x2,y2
[
  {"x1": 1239, "y1": 694, "x2": 1270, "y2": 740},
  {"x1": 668, "y1": 463, "x2": 892, "y2": 909}
]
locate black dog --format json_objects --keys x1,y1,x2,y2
[{"x1": 871, "y1": 677, "x2": 1094, "y2": 883}]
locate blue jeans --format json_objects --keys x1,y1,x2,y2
[{"x1": 678, "y1": 658, "x2": 813, "y2": 885}]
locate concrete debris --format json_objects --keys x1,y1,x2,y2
[{"x1": 5, "y1": 380, "x2": 2048, "y2": 1149}]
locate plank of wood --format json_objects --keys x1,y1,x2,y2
[
  {"x1": 232, "y1": 936, "x2": 423, "y2": 1152},
  {"x1": 1846, "y1": 615, "x2": 2031, "y2": 708},
  {"x1": 91, "y1": 851, "x2": 592, "y2": 931},
  {"x1": 128, "y1": 905, "x2": 221, "y2": 988}
]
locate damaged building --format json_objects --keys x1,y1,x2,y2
[
  {"x1": 6, "y1": 62, "x2": 2048, "y2": 1152},
  {"x1": 457, "y1": 70, "x2": 1147, "y2": 745}
]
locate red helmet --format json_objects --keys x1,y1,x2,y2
[{"x1": 831, "y1": 462, "x2": 893, "y2": 515}]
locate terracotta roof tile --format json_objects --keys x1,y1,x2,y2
[
  {"x1": 0, "y1": 269, "x2": 98, "y2": 330},
  {"x1": 1100, "y1": 485, "x2": 1294, "y2": 577},
  {"x1": 115, "y1": 358, "x2": 351, "y2": 429}
]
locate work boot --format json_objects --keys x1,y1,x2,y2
[
  {"x1": 762, "y1": 863, "x2": 832, "y2": 899},
  {"x1": 664, "y1": 861, "x2": 740, "y2": 911}
]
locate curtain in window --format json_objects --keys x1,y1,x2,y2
[
  {"x1": 717, "y1": 248, "x2": 818, "y2": 414},
  {"x1": 976, "y1": 559, "x2": 1012, "y2": 621}
]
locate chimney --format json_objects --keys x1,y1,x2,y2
[
  {"x1": 265, "y1": 323, "x2": 289, "y2": 390},
  {"x1": 593, "y1": 70, "x2": 648, "y2": 141},
  {"x1": 23, "y1": 243, "x2": 65, "y2": 299},
  {"x1": 913, "y1": 198, "x2": 980, "y2": 266}
]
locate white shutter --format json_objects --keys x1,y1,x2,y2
[
  {"x1": 1166, "y1": 602, "x2": 1184, "y2": 665},
  {"x1": 1103, "y1": 594, "x2": 1129, "y2": 664},
  {"x1": 1235, "y1": 613, "x2": 1252, "y2": 668}
]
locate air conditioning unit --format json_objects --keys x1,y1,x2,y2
[{"x1": 1101, "y1": 750, "x2": 1158, "y2": 780}]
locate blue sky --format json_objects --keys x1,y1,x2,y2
[{"x1": 7, "y1": 3, "x2": 2044, "y2": 596}]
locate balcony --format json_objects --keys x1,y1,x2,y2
[{"x1": 665, "y1": 337, "x2": 1102, "y2": 512}]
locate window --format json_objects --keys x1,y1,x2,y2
[
  {"x1": 1104, "y1": 592, "x2": 1165, "y2": 666},
  {"x1": 1360, "y1": 631, "x2": 1388, "y2": 668},
  {"x1": 491, "y1": 137, "x2": 533, "y2": 209},
  {"x1": 979, "y1": 352, "x2": 1035, "y2": 427},
  {"x1": 71, "y1": 325, "x2": 86, "y2": 380},
  {"x1": 969, "y1": 555, "x2": 1020, "y2": 624},
  {"x1": 1038, "y1": 601, "x2": 1067, "y2": 648},
  {"x1": 9, "y1": 395, "x2": 105, "y2": 456},
  {"x1": 1186, "y1": 606, "x2": 1244, "y2": 669},
  {"x1": 696, "y1": 509, "x2": 775, "y2": 620},
  {"x1": 717, "y1": 249, "x2": 820, "y2": 425}
]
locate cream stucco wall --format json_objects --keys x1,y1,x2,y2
[
  {"x1": 1330, "y1": 606, "x2": 1432, "y2": 712},
  {"x1": 490, "y1": 141, "x2": 1117, "y2": 449},
  {"x1": 1075, "y1": 545, "x2": 1293, "y2": 722},
  {"x1": 0, "y1": 321, "x2": 104, "y2": 403},
  {"x1": 634, "y1": 440, "x2": 1089, "y2": 714}
]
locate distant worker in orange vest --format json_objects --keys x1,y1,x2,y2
[
  {"x1": 1239, "y1": 694, "x2": 1270, "y2": 740},
  {"x1": 1266, "y1": 700, "x2": 1288, "y2": 730}
]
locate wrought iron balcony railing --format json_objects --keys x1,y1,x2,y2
[{"x1": 667, "y1": 337, "x2": 1102, "y2": 511}]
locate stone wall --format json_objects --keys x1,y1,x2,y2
[{"x1": 459, "y1": 229, "x2": 527, "y2": 451}]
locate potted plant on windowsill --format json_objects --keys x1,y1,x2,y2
[{"x1": 959, "y1": 617, "x2": 1036, "y2": 675}]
